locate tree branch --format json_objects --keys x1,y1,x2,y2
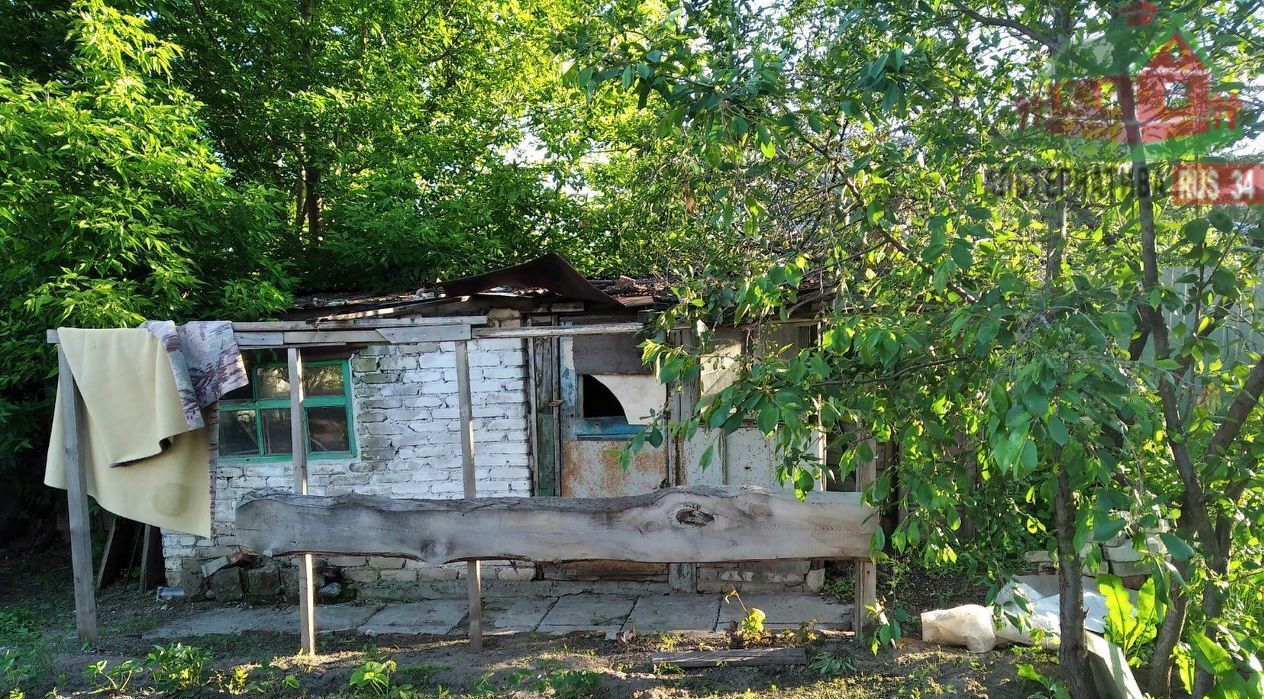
[{"x1": 946, "y1": 0, "x2": 1059, "y2": 50}]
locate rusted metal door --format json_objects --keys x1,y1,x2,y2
[{"x1": 546, "y1": 333, "x2": 668, "y2": 580}]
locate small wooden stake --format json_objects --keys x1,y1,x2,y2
[
  {"x1": 59, "y1": 348, "x2": 98, "y2": 643},
  {"x1": 455, "y1": 341, "x2": 483, "y2": 651},
  {"x1": 289, "y1": 347, "x2": 317, "y2": 656},
  {"x1": 853, "y1": 438, "x2": 878, "y2": 633}
]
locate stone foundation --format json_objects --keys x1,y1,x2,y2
[{"x1": 698, "y1": 561, "x2": 825, "y2": 593}]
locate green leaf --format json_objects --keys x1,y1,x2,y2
[
  {"x1": 699, "y1": 444, "x2": 714, "y2": 470},
  {"x1": 1047, "y1": 415, "x2": 1069, "y2": 446},
  {"x1": 1159, "y1": 532, "x2": 1196, "y2": 562},
  {"x1": 1021, "y1": 389, "x2": 1049, "y2": 418},
  {"x1": 1190, "y1": 631, "x2": 1237, "y2": 679},
  {"x1": 949, "y1": 241, "x2": 973, "y2": 271},
  {"x1": 756, "y1": 402, "x2": 778, "y2": 433},
  {"x1": 1099, "y1": 573, "x2": 1136, "y2": 648},
  {"x1": 1093, "y1": 517, "x2": 1126, "y2": 543},
  {"x1": 646, "y1": 426, "x2": 663, "y2": 448},
  {"x1": 1102, "y1": 312, "x2": 1136, "y2": 343},
  {"x1": 1016, "y1": 663, "x2": 1042, "y2": 682},
  {"x1": 1211, "y1": 268, "x2": 1236, "y2": 296},
  {"x1": 1019, "y1": 440, "x2": 1037, "y2": 471},
  {"x1": 1182, "y1": 219, "x2": 1209, "y2": 245}
]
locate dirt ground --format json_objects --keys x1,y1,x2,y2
[{"x1": 1, "y1": 550, "x2": 1060, "y2": 698}]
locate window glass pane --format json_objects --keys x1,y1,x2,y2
[
  {"x1": 218, "y1": 410, "x2": 259, "y2": 456},
  {"x1": 261, "y1": 408, "x2": 293, "y2": 455},
  {"x1": 256, "y1": 366, "x2": 290, "y2": 400},
  {"x1": 304, "y1": 364, "x2": 345, "y2": 397},
  {"x1": 307, "y1": 406, "x2": 350, "y2": 452}
]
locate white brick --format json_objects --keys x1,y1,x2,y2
[
  {"x1": 419, "y1": 353, "x2": 453, "y2": 369},
  {"x1": 378, "y1": 355, "x2": 419, "y2": 371},
  {"x1": 401, "y1": 396, "x2": 444, "y2": 408},
  {"x1": 380, "y1": 569, "x2": 419, "y2": 582}
]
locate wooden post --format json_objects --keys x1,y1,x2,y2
[
  {"x1": 853, "y1": 438, "x2": 878, "y2": 633},
  {"x1": 289, "y1": 347, "x2": 317, "y2": 656},
  {"x1": 59, "y1": 349, "x2": 98, "y2": 643},
  {"x1": 454, "y1": 341, "x2": 483, "y2": 651}
]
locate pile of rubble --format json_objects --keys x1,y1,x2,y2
[
  {"x1": 920, "y1": 526, "x2": 1169, "y2": 699},
  {"x1": 189, "y1": 553, "x2": 348, "y2": 604}
]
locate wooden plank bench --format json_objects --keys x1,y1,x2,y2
[{"x1": 235, "y1": 486, "x2": 879, "y2": 647}]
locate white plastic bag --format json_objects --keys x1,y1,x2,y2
[{"x1": 921, "y1": 604, "x2": 997, "y2": 653}]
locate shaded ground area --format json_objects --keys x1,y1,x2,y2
[
  {"x1": 2, "y1": 550, "x2": 1058, "y2": 697},
  {"x1": 143, "y1": 590, "x2": 851, "y2": 640}
]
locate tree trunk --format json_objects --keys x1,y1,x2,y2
[
  {"x1": 1148, "y1": 558, "x2": 1189, "y2": 697},
  {"x1": 304, "y1": 165, "x2": 322, "y2": 239},
  {"x1": 1055, "y1": 467, "x2": 1097, "y2": 699},
  {"x1": 294, "y1": 159, "x2": 307, "y2": 238},
  {"x1": 1115, "y1": 68, "x2": 1236, "y2": 695},
  {"x1": 1192, "y1": 555, "x2": 1231, "y2": 698}
]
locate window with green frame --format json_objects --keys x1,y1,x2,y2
[{"x1": 218, "y1": 359, "x2": 356, "y2": 459}]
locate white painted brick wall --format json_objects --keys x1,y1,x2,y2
[{"x1": 163, "y1": 338, "x2": 534, "y2": 594}]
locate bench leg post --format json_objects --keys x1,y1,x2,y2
[{"x1": 853, "y1": 438, "x2": 878, "y2": 633}]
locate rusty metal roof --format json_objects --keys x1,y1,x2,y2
[
  {"x1": 286, "y1": 254, "x2": 674, "y2": 319},
  {"x1": 439, "y1": 253, "x2": 620, "y2": 306}
]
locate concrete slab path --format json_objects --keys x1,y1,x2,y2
[{"x1": 144, "y1": 593, "x2": 852, "y2": 640}]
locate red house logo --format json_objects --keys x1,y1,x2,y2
[
  {"x1": 1016, "y1": 2, "x2": 1242, "y2": 146},
  {"x1": 1016, "y1": 2, "x2": 1257, "y2": 205}
]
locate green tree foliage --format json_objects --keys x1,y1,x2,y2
[
  {"x1": 575, "y1": 0, "x2": 1263, "y2": 695},
  {"x1": 0, "y1": 0, "x2": 292, "y2": 525},
  {"x1": 135, "y1": 0, "x2": 628, "y2": 289}
]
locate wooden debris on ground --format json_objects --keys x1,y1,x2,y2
[{"x1": 649, "y1": 647, "x2": 808, "y2": 668}]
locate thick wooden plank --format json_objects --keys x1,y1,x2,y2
[
  {"x1": 139, "y1": 524, "x2": 165, "y2": 591},
  {"x1": 288, "y1": 348, "x2": 317, "y2": 656},
  {"x1": 454, "y1": 341, "x2": 483, "y2": 652},
  {"x1": 853, "y1": 438, "x2": 879, "y2": 633},
  {"x1": 233, "y1": 316, "x2": 486, "y2": 331},
  {"x1": 650, "y1": 647, "x2": 807, "y2": 668},
  {"x1": 234, "y1": 331, "x2": 285, "y2": 348},
  {"x1": 96, "y1": 516, "x2": 140, "y2": 591},
  {"x1": 376, "y1": 325, "x2": 471, "y2": 343},
  {"x1": 59, "y1": 349, "x2": 98, "y2": 642},
  {"x1": 279, "y1": 326, "x2": 470, "y2": 345},
  {"x1": 236, "y1": 486, "x2": 877, "y2": 563},
  {"x1": 49, "y1": 324, "x2": 474, "y2": 348},
  {"x1": 530, "y1": 333, "x2": 560, "y2": 496},
  {"x1": 232, "y1": 326, "x2": 473, "y2": 349},
  {"x1": 473, "y1": 322, "x2": 643, "y2": 339}
]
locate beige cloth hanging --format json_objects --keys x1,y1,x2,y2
[{"x1": 45, "y1": 328, "x2": 211, "y2": 537}]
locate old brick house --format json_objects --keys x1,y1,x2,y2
[{"x1": 168, "y1": 255, "x2": 859, "y2": 602}]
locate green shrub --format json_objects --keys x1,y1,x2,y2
[
  {"x1": 810, "y1": 651, "x2": 856, "y2": 677},
  {"x1": 242, "y1": 662, "x2": 301, "y2": 697},
  {"x1": 0, "y1": 609, "x2": 49, "y2": 695},
  {"x1": 508, "y1": 669, "x2": 602, "y2": 699},
  {"x1": 145, "y1": 643, "x2": 211, "y2": 693},
  {"x1": 349, "y1": 659, "x2": 418, "y2": 697},
  {"x1": 83, "y1": 659, "x2": 142, "y2": 695}
]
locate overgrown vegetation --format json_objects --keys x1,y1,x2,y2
[
  {"x1": 584, "y1": 1, "x2": 1263, "y2": 697},
  {"x1": 0, "y1": 609, "x2": 52, "y2": 695},
  {"x1": 2, "y1": 0, "x2": 1263, "y2": 696}
]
